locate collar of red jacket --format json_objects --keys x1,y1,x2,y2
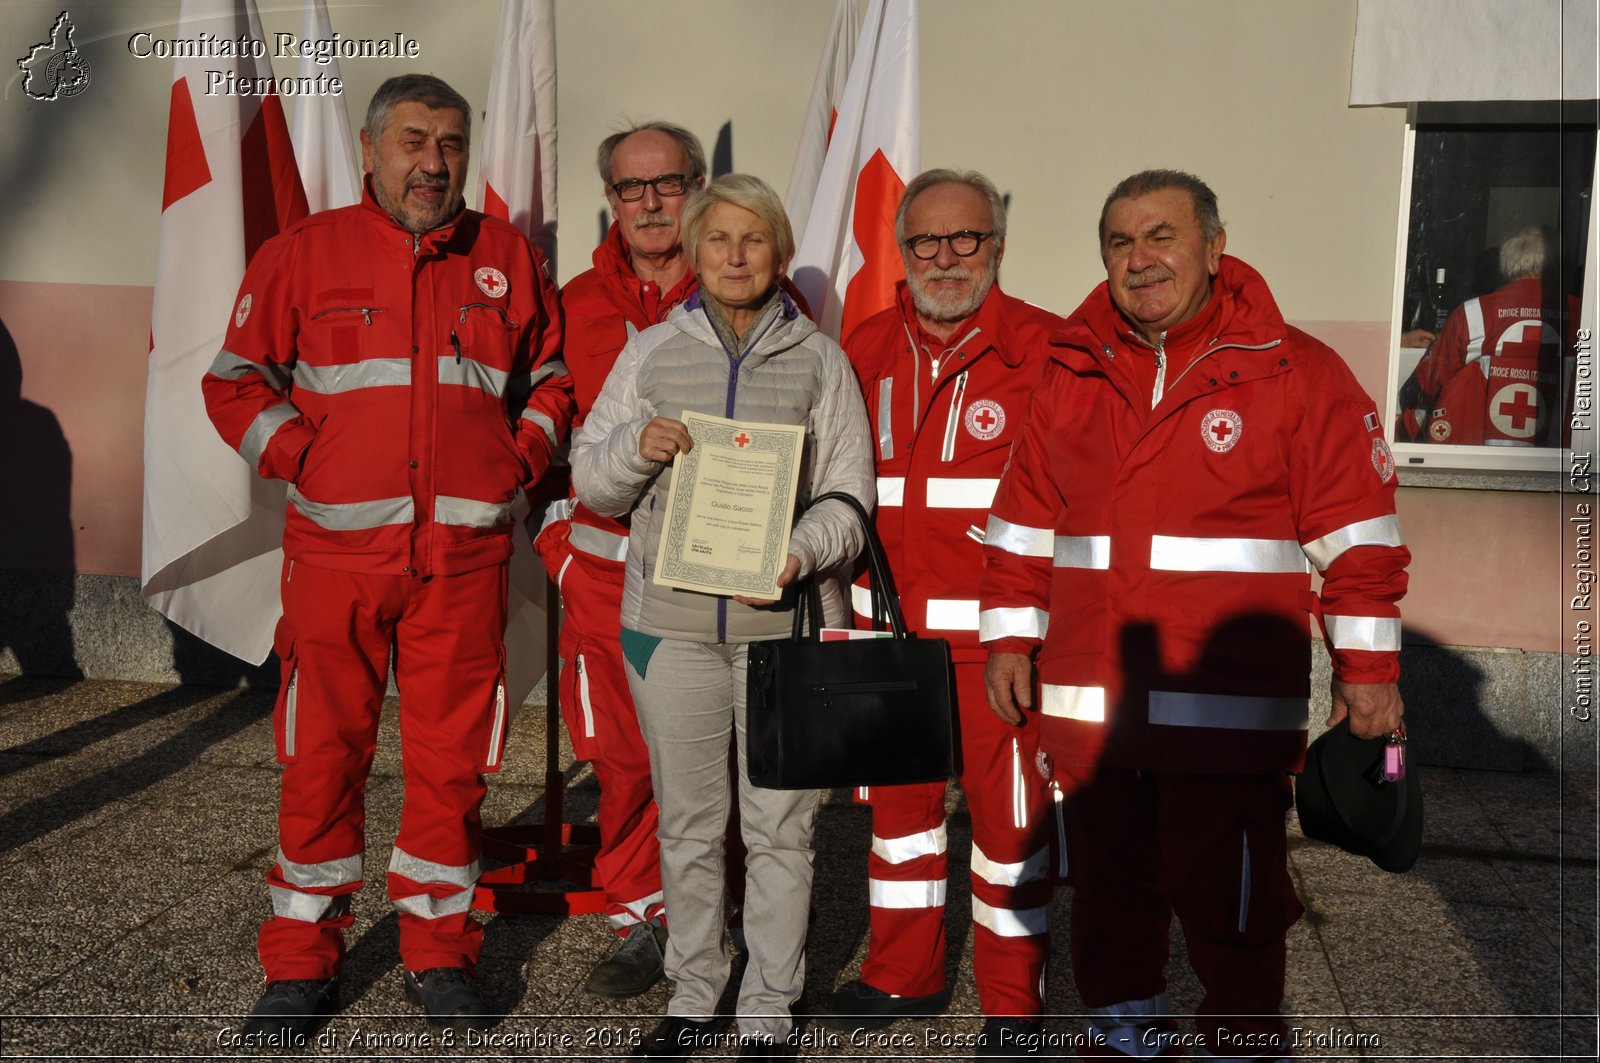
[
  {"x1": 1052, "y1": 255, "x2": 1287, "y2": 366},
  {"x1": 593, "y1": 221, "x2": 699, "y2": 298},
  {"x1": 892, "y1": 277, "x2": 1026, "y2": 368},
  {"x1": 359, "y1": 176, "x2": 468, "y2": 251}
]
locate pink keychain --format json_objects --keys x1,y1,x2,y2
[{"x1": 1381, "y1": 725, "x2": 1407, "y2": 782}]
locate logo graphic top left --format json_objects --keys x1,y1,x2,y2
[{"x1": 18, "y1": 12, "x2": 92, "y2": 102}]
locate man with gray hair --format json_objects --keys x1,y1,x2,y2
[
  {"x1": 204, "y1": 73, "x2": 571, "y2": 1039},
  {"x1": 1398, "y1": 224, "x2": 1579, "y2": 446},
  {"x1": 533, "y1": 121, "x2": 707, "y2": 999},
  {"x1": 982, "y1": 168, "x2": 1409, "y2": 1059},
  {"x1": 817, "y1": 169, "x2": 1065, "y2": 1056}
]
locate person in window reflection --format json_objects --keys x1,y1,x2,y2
[
  {"x1": 1397, "y1": 226, "x2": 1580, "y2": 447},
  {"x1": 981, "y1": 170, "x2": 1411, "y2": 1062}
]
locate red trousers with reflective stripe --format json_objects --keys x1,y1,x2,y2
[
  {"x1": 546, "y1": 531, "x2": 664, "y2": 930},
  {"x1": 260, "y1": 561, "x2": 509, "y2": 980},
  {"x1": 859, "y1": 661, "x2": 1051, "y2": 1017},
  {"x1": 1064, "y1": 769, "x2": 1301, "y2": 1055}
]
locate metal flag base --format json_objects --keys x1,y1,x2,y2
[{"x1": 474, "y1": 575, "x2": 606, "y2": 917}]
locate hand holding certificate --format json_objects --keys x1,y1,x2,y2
[{"x1": 653, "y1": 411, "x2": 805, "y2": 600}]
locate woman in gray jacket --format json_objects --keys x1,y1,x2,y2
[{"x1": 572, "y1": 174, "x2": 874, "y2": 1060}]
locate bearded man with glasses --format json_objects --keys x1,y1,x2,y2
[
  {"x1": 532, "y1": 122, "x2": 706, "y2": 999},
  {"x1": 817, "y1": 169, "x2": 1066, "y2": 1058}
]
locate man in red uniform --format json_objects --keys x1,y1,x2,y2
[
  {"x1": 203, "y1": 74, "x2": 572, "y2": 1038},
  {"x1": 817, "y1": 170, "x2": 1063, "y2": 1056},
  {"x1": 983, "y1": 170, "x2": 1409, "y2": 1060},
  {"x1": 1398, "y1": 226, "x2": 1579, "y2": 447},
  {"x1": 533, "y1": 122, "x2": 705, "y2": 997}
]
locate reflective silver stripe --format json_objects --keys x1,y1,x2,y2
[
  {"x1": 436, "y1": 495, "x2": 514, "y2": 529},
  {"x1": 438, "y1": 356, "x2": 509, "y2": 396},
  {"x1": 970, "y1": 896, "x2": 1049, "y2": 937},
  {"x1": 1149, "y1": 535, "x2": 1308, "y2": 574},
  {"x1": 294, "y1": 358, "x2": 410, "y2": 393},
  {"x1": 526, "y1": 358, "x2": 568, "y2": 389},
  {"x1": 1463, "y1": 296, "x2": 1487, "y2": 369},
  {"x1": 1011, "y1": 738, "x2": 1027, "y2": 829},
  {"x1": 570, "y1": 523, "x2": 629, "y2": 562},
  {"x1": 609, "y1": 890, "x2": 665, "y2": 929},
  {"x1": 979, "y1": 606, "x2": 1049, "y2": 641},
  {"x1": 926, "y1": 477, "x2": 999, "y2": 509},
  {"x1": 970, "y1": 842, "x2": 1049, "y2": 888},
  {"x1": 240, "y1": 404, "x2": 300, "y2": 468},
  {"x1": 871, "y1": 824, "x2": 948, "y2": 864},
  {"x1": 393, "y1": 890, "x2": 476, "y2": 919},
  {"x1": 1054, "y1": 535, "x2": 1111, "y2": 570},
  {"x1": 277, "y1": 848, "x2": 362, "y2": 889},
  {"x1": 485, "y1": 680, "x2": 507, "y2": 769},
  {"x1": 270, "y1": 885, "x2": 340, "y2": 923},
  {"x1": 1085, "y1": 992, "x2": 1174, "y2": 1023},
  {"x1": 985, "y1": 516, "x2": 1053, "y2": 558},
  {"x1": 1148, "y1": 690, "x2": 1309, "y2": 731},
  {"x1": 851, "y1": 582, "x2": 874, "y2": 617},
  {"x1": 877, "y1": 378, "x2": 895, "y2": 460},
  {"x1": 289, "y1": 490, "x2": 413, "y2": 531},
  {"x1": 925, "y1": 598, "x2": 978, "y2": 631},
  {"x1": 521, "y1": 408, "x2": 559, "y2": 447},
  {"x1": 1324, "y1": 615, "x2": 1402, "y2": 652},
  {"x1": 210, "y1": 348, "x2": 291, "y2": 390},
  {"x1": 1040, "y1": 684, "x2": 1105, "y2": 722},
  {"x1": 390, "y1": 848, "x2": 480, "y2": 887},
  {"x1": 877, "y1": 476, "x2": 905, "y2": 506},
  {"x1": 868, "y1": 878, "x2": 946, "y2": 909},
  {"x1": 1302, "y1": 515, "x2": 1406, "y2": 571}
]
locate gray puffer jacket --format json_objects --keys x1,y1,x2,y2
[{"x1": 571, "y1": 291, "x2": 875, "y2": 643}]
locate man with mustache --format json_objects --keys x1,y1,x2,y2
[
  {"x1": 982, "y1": 170, "x2": 1410, "y2": 1059},
  {"x1": 204, "y1": 74, "x2": 572, "y2": 1037},
  {"x1": 818, "y1": 170, "x2": 1065, "y2": 1057},
  {"x1": 533, "y1": 122, "x2": 706, "y2": 998}
]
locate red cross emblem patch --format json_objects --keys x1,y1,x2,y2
[
  {"x1": 234, "y1": 293, "x2": 253, "y2": 328},
  {"x1": 963, "y1": 399, "x2": 1006, "y2": 441},
  {"x1": 474, "y1": 267, "x2": 509, "y2": 299},
  {"x1": 1372, "y1": 437, "x2": 1395, "y2": 482},
  {"x1": 1428, "y1": 417, "x2": 1453, "y2": 443},
  {"x1": 1200, "y1": 408, "x2": 1243, "y2": 453}
]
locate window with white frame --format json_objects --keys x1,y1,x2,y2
[{"x1": 1386, "y1": 101, "x2": 1595, "y2": 474}]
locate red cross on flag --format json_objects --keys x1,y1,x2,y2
[
  {"x1": 478, "y1": 0, "x2": 559, "y2": 265},
  {"x1": 784, "y1": 0, "x2": 864, "y2": 241},
  {"x1": 289, "y1": 0, "x2": 360, "y2": 213},
  {"x1": 143, "y1": 0, "x2": 308, "y2": 663},
  {"x1": 789, "y1": 0, "x2": 918, "y2": 344}
]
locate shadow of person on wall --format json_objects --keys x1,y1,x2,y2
[{"x1": 0, "y1": 317, "x2": 82, "y2": 687}]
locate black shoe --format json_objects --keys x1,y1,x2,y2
[
  {"x1": 241, "y1": 978, "x2": 337, "y2": 1044},
  {"x1": 815, "y1": 979, "x2": 950, "y2": 1031},
  {"x1": 634, "y1": 1015, "x2": 719, "y2": 1060},
  {"x1": 738, "y1": 1033, "x2": 798, "y2": 1060},
  {"x1": 975, "y1": 1017, "x2": 1044, "y2": 1058},
  {"x1": 585, "y1": 919, "x2": 668, "y2": 998},
  {"x1": 402, "y1": 967, "x2": 495, "y2": 1034}
]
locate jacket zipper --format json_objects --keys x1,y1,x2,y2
[
  {"x1": 311, "y1": 307, "x2": 382, "y2": 325},
  {"x1": 713, "y1": 308, "x2": 783, "y2": 644},
  {"x1": 942, "y1": 370, "x2": 969, "y2": 462},
  {"x1": 576, "y1": 654, "x2": 596, "y2": 738},
  {"x1": 284, "y1": 665, "x2": 299, "y2": 758}
]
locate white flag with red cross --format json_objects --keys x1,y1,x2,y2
[
  {"x1": 478, "y1": 0, "x2": 559, "y2": 265},
  {"x1": 789, "y1": 0, "x2": 918, "y2": 344},
  {"x1": 784, "y1": 0, "x2": 865, "y2": 241},
  {"x1": 142, "y1": 0, "x2": 307, "y2": 663},
  {"x1": 289, "y1": 0, "x2": 360, "y2": 214}
]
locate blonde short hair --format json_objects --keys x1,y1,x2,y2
[{"x1": 682, "y1": 174, "x2": 796, "y2": 273}]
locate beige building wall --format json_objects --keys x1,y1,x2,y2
[{"x1": 0, "y1": 0, "x2": 1567, "y2": 655}]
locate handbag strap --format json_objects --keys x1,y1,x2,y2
[{"x1": 789, "y1": 491, "x2": 909, "y2": 640}]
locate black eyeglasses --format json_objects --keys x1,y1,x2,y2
[
  {"x1": 903, "y1": 230, "x2": 995, "y2": 260},
  {"x1": 609, "y1": 174, "x2": 692, "y2": 202}
]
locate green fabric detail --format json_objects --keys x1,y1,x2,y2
[{"x1": 620, "y1": 628, "x2": 663, "y2": 680}]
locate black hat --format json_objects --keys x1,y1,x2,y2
[{"x1": 1296, "y1": 718, "x2": 1423, "y2": 873}]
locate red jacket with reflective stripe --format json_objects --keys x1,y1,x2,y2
[
  {"x1": 847, "y1": 282, "x2": 1065, "y2": 662},
  {"x1": 547, "y1": 224, "x2": 698, "y2": 563},
  {"x1": 979, "y1": 257, "x2": 1409, "y2": 774},
  {"x1": 202, "y1": 185, "x2": 572, "y2": 578}
]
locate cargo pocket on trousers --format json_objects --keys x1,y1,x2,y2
[{"x1": 479, "y1": 645, "x2": 510, "y2": 774}]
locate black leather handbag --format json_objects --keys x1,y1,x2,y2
[{"x1": 745, "y1": 491, "x2": 956, "y2": 790}]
